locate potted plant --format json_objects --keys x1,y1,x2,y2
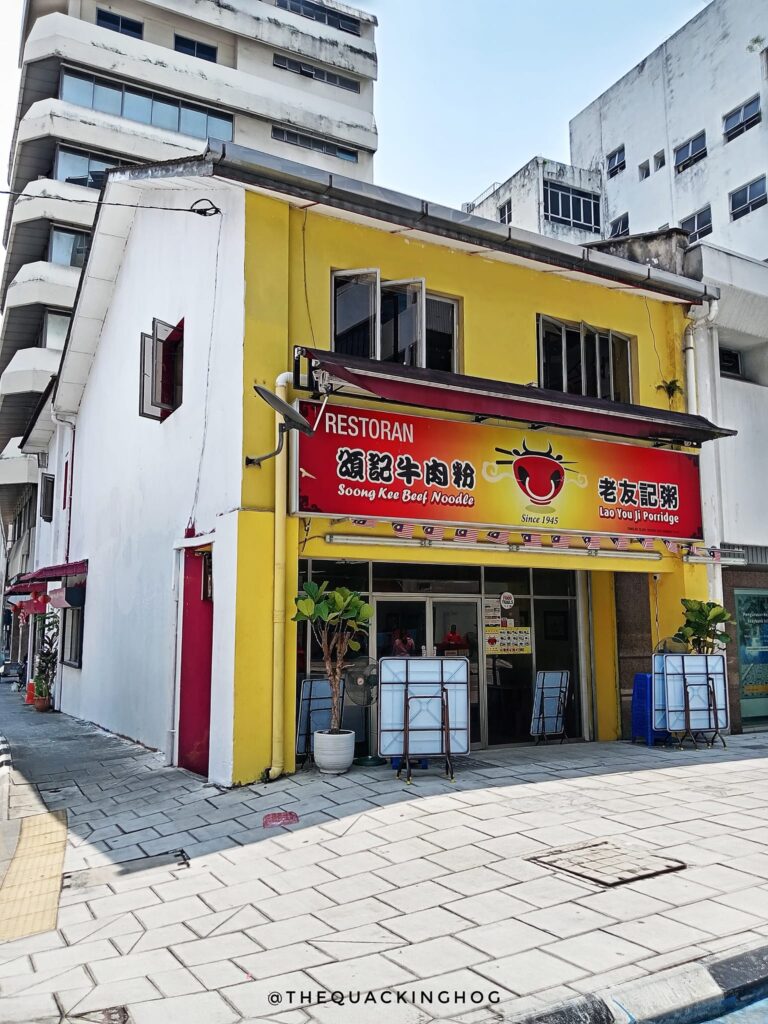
[
  {"x1": 33, "y1": 612, "x2": 59, "y2": 712},
  {"x1": 673, "y1": 599, "x2": 732, "y2": 654},
  {"x1": 293, "y1": 582, "x2": 372, "y2": 774}
]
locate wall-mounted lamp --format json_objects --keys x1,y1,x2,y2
[{"x1": 245, "y1": 385, "x2": 314, "y2": 467}]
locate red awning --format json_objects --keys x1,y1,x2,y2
[
  {"x1": 5, "y1": 582, "x2": 47, "y2": 596},
  {"x1": 294, "y1": 348, "x2": 735, "y2": 445},
  {"x1": 19, "y1": 559, "x2": 88, "y2": 584}
]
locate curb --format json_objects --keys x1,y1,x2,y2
[
  {"x1": 498, "y1": 941, "x2": 768, "y2": 1023},
  {"x1": 0, "y1": 735, "x2": 10, "y2": 822}
]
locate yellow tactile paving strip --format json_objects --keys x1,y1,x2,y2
[{"x1": 0, "y1": 810, "x2": 67, "y2": 940}]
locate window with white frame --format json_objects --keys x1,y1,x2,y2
[
  {"x1": 609, "y1": 212, "x2": 629, "y2": 238},
  {"x1": 680, "y1": 205, "x2": 712, "y2": 242},
  {"x1": 730, "y1": 175, "x2": 767, "y2": 220},
  {"x1": 538, "y1": 315, "x2": 632, "y2": 403},
  {"x1": 332, "y1": 270, "x2": 458, "y2": 372},
  {"x1": 175, "y1": 35, "x2": 217, "y2": 63},
  {"x1": 724, "y1": 96, "x2": 761, "y2": 141},
  {"x1": 542, "y1": 180, "x2": 600, "y2": 232},
  {"x1": 674, "y1": 131, "x2": 707, "y2": 172},
  {"x1": 271, "y1": 126, "x2": 357, "y2": 162},
  {"x1": 275, "y1": 0, "x2": 360, "y2": 35},
  {"x1": 96, "y1": 8, "x2": 142, "y2": 38},
  {"x1": 139, "y1": 318, "x2": 184, "y2": 421},
  {"x1": 606, "y1": 145, "x2": 625, "y2": 178},
  {"x1": 498, "y1": 199, "x2": 512, "y2": 225},
  {"x1": 273, "y1": 53, "x2": 360, "y2": 92}
]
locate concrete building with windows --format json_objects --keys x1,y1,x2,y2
[{"x1": 0, "y1": 0, "x2": 377, "y2": 643}]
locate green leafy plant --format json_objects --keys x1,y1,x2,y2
[
  {"x1": 656, "y1": 378, "x2": 684, "y2": 406},
  {"x1": 293, "y1": 583, "x2": 372, "y2": 733},
  {"x1": 33, "y1": 611, "x2": 59, "y2": 701},
  {"x1": 673, "y1": 599, "x2": 732, "y2": 655}
]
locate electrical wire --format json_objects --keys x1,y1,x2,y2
[
  {"x1": 1, "y1": 187, "x2": 221, "y2": 216},
  {"x1": 301, "y1": 207, "x2": 317, "y2": 346}
]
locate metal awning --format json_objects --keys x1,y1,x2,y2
[
  {"x1": 4, "y1": 582, "x2": 47, "y2": 596},
  {"x1": 294, "y1": 348, "x2": 735, "y2": 445},
  {"x1": 19, "y1": 559, "x2": 88, "y2": 583}
]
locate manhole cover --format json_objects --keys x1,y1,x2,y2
[{"x1": 528, "y1": 840, "x2": 685, "y2": 887}]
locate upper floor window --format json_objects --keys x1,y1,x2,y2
[
  {"x1": 674, "y1": 131, "x2": 706, "y2": 173},
  {"x1": 654, "y1": 150, "x2": 666, "y2": 171},
  {"x1": 730, "y1": 175, "x2": 767, "y2": 220},
  {"x1": 638, "y1": 161, "x2": 650, "y2": 181},
  {"x1": 41, "y1": 310, "x2": 70, "y2": 350},
  {"x1": 724, "y1": 96, "x2": 761, "y2": 141},
  {"x1": 543, "y1": 180, "x2": 600, "y2": 232},
  {"x1": 175, "y1": 35, "x2": 217, "y2": 63},
  {"x1": 140, "y1": 318, "x2": 184, "y2": 421},
  {"x1": 39, "y1": 474, "x2": 55, "y2": 523},
  {"x1": 609, "y1": 212, "x2": 629, "y2": 238},
  {"x1": 49, "y1": 227, "x2": 90, "y2": 269},
  {"x1": 606, "y1": 145, "x2": 625, "y2": 178},
  {"x1": 271, "y1": 125, "x2": 357, "y2": 163},
  {"x1": 60, "y1": 70, "x2": 233, "y2": 142},
  {"x1": 54, "y1": 147, "x2": 125, "y2": 189},
  {"x1": 719, "y1": 348, "x2": 743, "y2": 378},
  {"x1": 538, "y1": 315, "x2": 632, "y2": 404},
  {"x1": 273, "y1": 53, "x2": 360, "y2": 93},
  {"x1": 680, "y1": 205, "x2": 712, "y2": 243},
  {"x1": 275, "y1": 0, "x2": 360, "y2": 35},
  {"x1": 332, "y1": 270, "x2": 458, "y2": 373},
  {"x1": 498, "y1": 199, "x2": 512, "y2": 225},
  {"x1": 62, "y1": 605, "x2": 84, "y2": 668},
  {"x1": 96, "y1": 8, "x2": 143, "y2": 39}
]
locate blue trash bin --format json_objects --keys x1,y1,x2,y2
[{"x1": 631, "y1": 672, "x2": 670, "y2": 746}]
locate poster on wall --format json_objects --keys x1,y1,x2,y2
[
  {"x1": 483, "y1": 598, "x2": 532, "y2": 655},
  {"x1": 294, "y1": 401, "x2": 704, "y2": 540},
  {"x1": 735, "y1": 590, "x2": 768, "y2": 700}
]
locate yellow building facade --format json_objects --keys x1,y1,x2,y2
[{"x1": 232, "y1": 189, "x2": 720, "y2": 785}]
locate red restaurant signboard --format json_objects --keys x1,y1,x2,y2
[{"x1": 294, "y1": 402, "x2": 704, "y2": 541}]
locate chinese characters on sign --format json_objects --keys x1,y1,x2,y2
[{"x1": 295, "y1": 402, "x2": 704, "y2": 541}]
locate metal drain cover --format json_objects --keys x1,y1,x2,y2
[{"x1": 528, "y1": 840, "x2": 685, "y2": 887}]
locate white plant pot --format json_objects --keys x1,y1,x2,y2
[{"x1": 313, "y1": 729, "x2": 356, "y2": 775}]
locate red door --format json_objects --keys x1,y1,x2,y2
[{"x1": 178, "y1": 548, "x2": 213, "y2": 776}]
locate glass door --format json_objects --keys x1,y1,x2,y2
[
  {"x1": 432, "y1": 599, "x2": 482, "y2": 744},
  {"x1": 375, "y1": 600, "x2": 428, "y2": 661}
]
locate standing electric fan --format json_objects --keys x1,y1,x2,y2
[{"x1": 344, "y1": 663, "x2": 386, "y2": 767}]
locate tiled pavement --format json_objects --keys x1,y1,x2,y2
[{"x1": 4, "y1": 691, "x2": 768, "y2": 1022}]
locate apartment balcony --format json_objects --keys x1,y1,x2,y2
[
  {"x1": 0, "y1": 439, "x2": 38, "y2": 534},
  {"x1": 19, "y1": 13, "x2": 377, "y2": 154},
  {"x1": 5, "y1": 259, "x2": 78, "y2": 314},
  {"x1": 1, "y1": 178, "x2": 97, "y2": 309},
  {"x1": 0, "y1": 347, "x2": 60, "y2": 397}
]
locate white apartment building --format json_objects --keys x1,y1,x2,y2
[{"x1": 0, "y1": 0, "x2": 377, "y2": 632}]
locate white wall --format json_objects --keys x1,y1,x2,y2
[
  {"x1": 570, "y1": 0, "x2": 768, "y2": 258},
  {"x1": 58, "y1": 184, "x2": 245, "y2": 770},
  {"x1": 719, "y1": 376, "x2": 768, "y2": 547}
]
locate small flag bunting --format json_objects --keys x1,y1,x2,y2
[
  {"x1": 611, "y1": 536, "x2": 629, "y2": 551},
  {"x1": 638, "y1": 537, "x2": 655, "y2": 550},
  {"x1": 552, "y1": 535, "x2": 571, "y2": 549},
  {"x1": 522, "y1": 533, "x2": 542, "y2": 547},
  {"x1": 486, "y1": 530, "x2": 510, "y2": 545},
  {"x1": 583, "y1": 536, "x2": 600, "y2": 550},
  {"x1": 710, "y1": 546, "x2": 721, "y2": 563},
  {"x1": 664, "y1": 539, "x2": 679, "y2": 555},
  {"x1": 351, "y1": 519, "x2": 375, "y2": 528},
  {"x1": 392, "y1": 522, "x2": 414, "y2": 538},
  {"x1": 423, "y1": 525, "x2": 445, "y2": 541},
  {"x1": 454, "y1": 528, "x2": 479, "y2": 542}
]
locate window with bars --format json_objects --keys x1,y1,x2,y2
[
  {"x1": 538, "y1": 315, "x2": 632, "y2": 404},
  {"x1": 273, "y1": 53, "x2": 360, "y2": 92},
  {"x1": 542, "y1": 180, "x2": 600, "y2": 232},
  {"x1": 724, "y1": 96, "x2": 761, "y2": 141},
  {"x1": 498, "y1": 199, "x2": 512, "y2": 225},
  {"x1": 680, "y1": 205, "x2": 712, "y2": 242},
  {"x1": 96, "y1": 8, "x2": 142, "y2": 38},
  {"x1": 174, "y1": 35, "x2": 217, "y2": 63},
  {"x1": 271, "y1": 125, "x2": 358, "y2": 162},
  {"x1": 332, "y1": 270, "x2": 458, "y2": 372},
  {"x1": 609, "y1": 212, "x2": 629, "y2": 238},
  {"x1": 60, "y1": 70, "x2": 233, "y2": 142},
  {"x1": 606, "y1": 145, "x2": 625, "y2": 178},
  {"x1": 730, "y1": 175, "x2": 767, "y2": 220},
  {"x1": 275, "y1": 0, "x2": 360, "y2": 35},
  {"x1": 674, "y1": 131, "x2": 707, "y2": 172},
  {"x1": 139, "y1": 318, "x2": 184, "y2": 421}
]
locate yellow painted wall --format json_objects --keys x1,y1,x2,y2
[{"x1": 233, "y1": 191, "x2": 702, "y2": 779}]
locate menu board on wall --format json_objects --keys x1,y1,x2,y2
[{"x1": 483, "y1": 598, "x2": 532, "y2": 655}]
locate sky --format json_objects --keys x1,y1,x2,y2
[{"x1": 0, "y1": 0, "x2": 706, "y2": 216}]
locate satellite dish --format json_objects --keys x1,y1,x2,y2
[{"x1": 253, "y1": 385, "x2": 314, "y2": 436}]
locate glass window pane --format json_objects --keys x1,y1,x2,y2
[
  {"x1": 381, "y1": 283, "x2": 420, "y2": 366},
  {"x1": 532, "y1": 569, "x2": 575, "y2": 596},
  {"x1": 333, "y1": 273, "x2": 376, "y2": 358},
  {"x1": 584, "y1": 330, "x2": 598, "y2": 397},
  {"x1": 55, "y1": 149, "x2": 89, "y2": 185},
  {"x1": 425, "y1": 296, "x2": 455, "y2": 372},
  {"x1": 731, "y1": 186, "x2": 748, "y2": 210},
  {"x1": 61, "y1": 71, "x2": 94, "y2": 108},
  {"x1": 310, "y1": 560, "x2": 368, "y2": 591},
  {"x1": 565, "y1": 328, "x2": 582, "y2": 394},
  {"x1": 44, "y1": 312, "x2": 70, "y2": 349},
  {"x1": 93, "y1": 81, "x2": 122, "y2": 116},
  {"x1": 611, "y1": 335, "x2": 631, "y2": 404},
  {"x1": 486, "y1": 595, "x2": 533, "y2": 745},
  {"x1": 752, "y1": 177, "x2": 767, "y2": 199},
  {"x1": 175, "y1": 35, "x2": 196, "y2": 56},
  {"x1": 598, "y1": 333, "x2": 611, "y2": 398},
  {"x1": 206, "y1": 113, "x2": 233, "y2": 141},
  {"x1": 180, "y1": 105, "x2": 208, "y2": 138},
  {"x1": 533, "y1": 598, "x2": 581, "y2": 737},
  {"x1": 50, "y1": 229, "x2": 75, "y2": 266},
  {"x1": 151, "y1": 97, "x2": 180, "y2": 132},
  {"x1": 124, "y1": 88, "x2": 152, "y2": 124},
  {"x1": 484, "y1": 566, "x2": 530, "y2": 595},
  {"x1": 372, "y1": 563, "x2": 481, "y2": 595},
  {"x1": 541, "y1": 321, "x2": 563, "y2": 391}
]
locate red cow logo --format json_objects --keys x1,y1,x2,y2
[{"x1": 495, "y1": 440, "x2": 573, "y2": 506}]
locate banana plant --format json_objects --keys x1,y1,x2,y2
[
  {"x1": 673, "y1": 598, "x2": 732, "y2": 654},
  {"x1": 293, "y1": 582, "x2": 372, "y2": 733}
]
